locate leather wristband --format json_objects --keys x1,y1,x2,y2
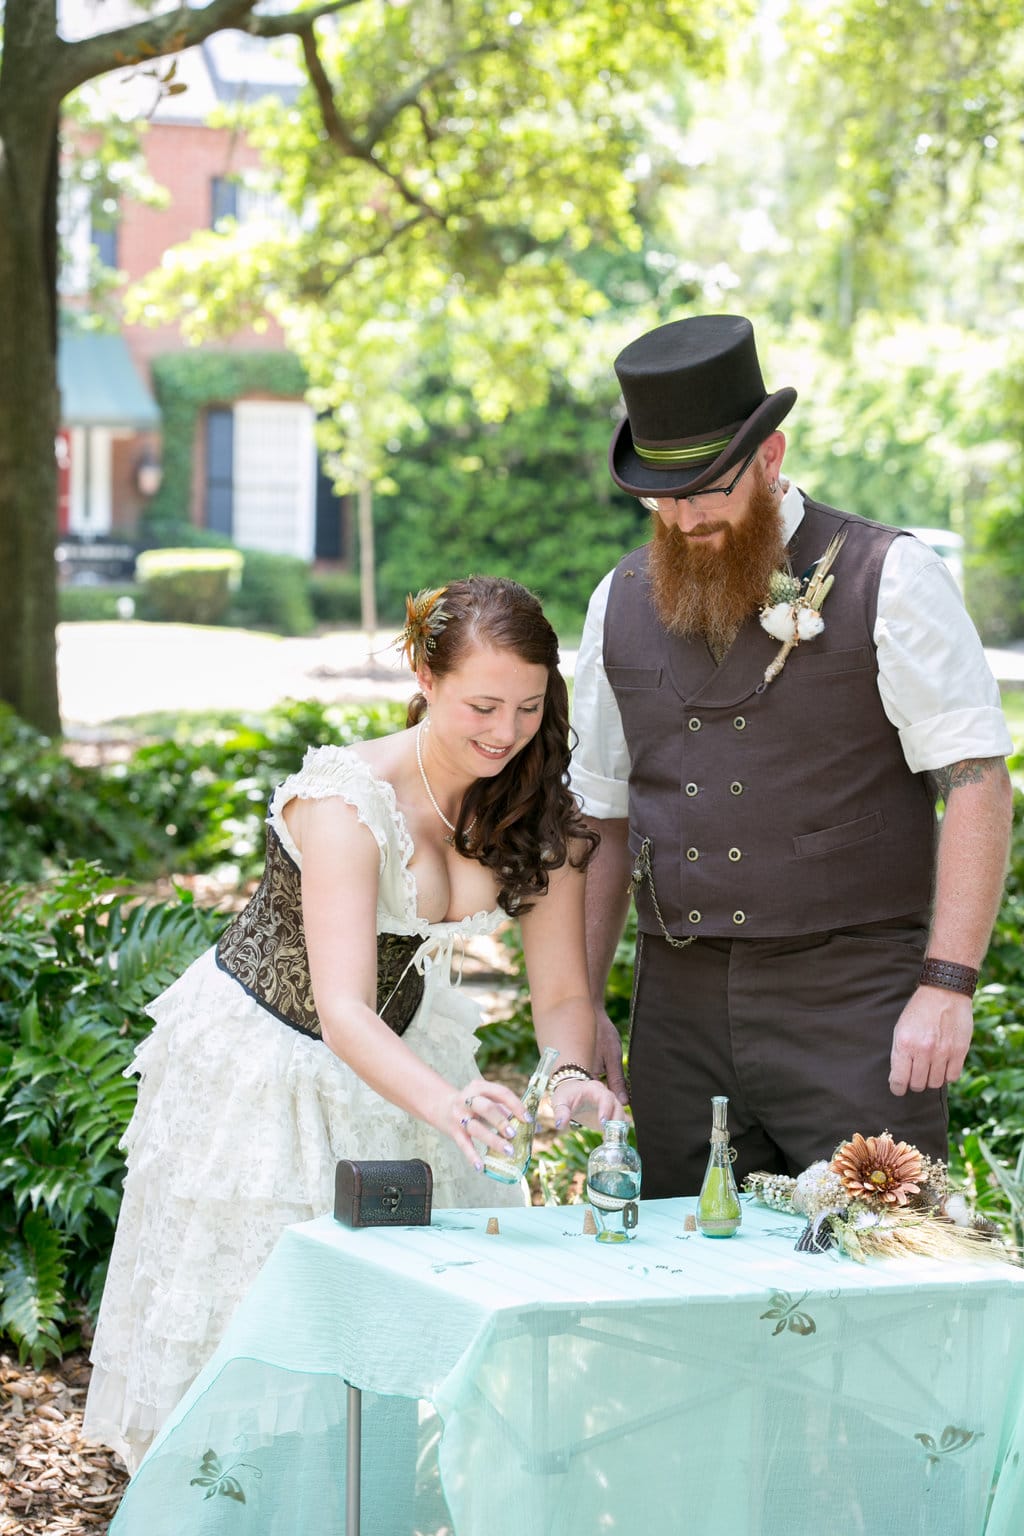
[{"x1": 919, "y1": 957, "x2": 979, "y2": 997}]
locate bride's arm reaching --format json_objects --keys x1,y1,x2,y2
[
  {"x1": 517, "y1": 851, "x2": 624, "y2": 1133},
  {"x1": 288, "y1": 794, "x2": 525, "y2": 1170}
]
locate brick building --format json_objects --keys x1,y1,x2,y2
[{"x1": 58, "y1": 3, "x2": 347, "y2": 566}]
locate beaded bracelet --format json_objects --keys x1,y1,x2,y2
[
  {"x1": 919, "y1": 957, "x2": 980, "y2": 997},
  {"x1": 549, "y1": 1062, "x2": 593, "y2": 1091}
]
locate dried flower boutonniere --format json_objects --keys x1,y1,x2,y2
[
  {"x1": 759, "y1": 530, "x2": 847, "y2": 685},
  {"x1": 396, "y1": 586, "x2": 449, "y2": 672}
]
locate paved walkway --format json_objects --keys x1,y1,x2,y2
[
  {"x1": 56, "y1": 621, "x2": 581, "y2": 731},
  {"x1": 57, "y1": 619, "x2": 1024, "y2": 732}
]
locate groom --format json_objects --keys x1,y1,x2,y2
[{"x1": 570, "y1": 313, "x2": 1013, "y2": 1196}]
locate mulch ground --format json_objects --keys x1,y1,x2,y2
[{"x1": 1, "y1": 1350, "x2": 128, "y2": 1535}]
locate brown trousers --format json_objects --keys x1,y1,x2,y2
[{"x1": 627, "y1": 913, "x2": 949, "y2": 1199}]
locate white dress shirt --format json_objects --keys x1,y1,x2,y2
[{"x1": 570, "y1": 483, "x2": 1012, "y2": 819}]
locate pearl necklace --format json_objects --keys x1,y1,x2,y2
[{"x1": 416, "y1": 721, "x2": 476, "y2": 847}]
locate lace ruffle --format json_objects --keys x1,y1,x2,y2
[
  {"x1": 85, "y1": 950, "x2": 525, "y2": 1472},
  {"x1": 269, "y1": 745, "x2": 419, "y2": 922}
]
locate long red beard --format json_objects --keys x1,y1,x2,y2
[{"x1": 647, "y1": 469, "x2": 786, "y2": 656}]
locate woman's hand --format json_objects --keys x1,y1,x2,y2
[
  {"x1": 550, "y1": 1076, "x2": 625, "y2": 1134},
  {"x1": 440, "y1": 1077, "x2": 530, "y2": 1172}
]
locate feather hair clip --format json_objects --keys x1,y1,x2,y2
[{"x1": 396, "y1": 587, "x2": 449, "y2": 672}]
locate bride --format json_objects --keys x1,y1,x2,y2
[{"x1": 84, "y1": 574, "x2": 619, "y2": 1472}]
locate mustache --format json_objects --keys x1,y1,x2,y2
[{"x1": 681, "y1": 521, "x2": 729, "y2": 538}]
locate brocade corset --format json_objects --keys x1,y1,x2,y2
[{"x1": 216, "y1": 823, "x2": 426, "y2": 1038}]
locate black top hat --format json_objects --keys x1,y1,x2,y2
[{"x1": 609, "y1": 314, "x2": 796, "y2": 497}]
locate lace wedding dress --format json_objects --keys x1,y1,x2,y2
[{"x1": 84, "y1": 746, "x2": 525, "y2": 1472}]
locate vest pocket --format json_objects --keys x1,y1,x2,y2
[
  {"x1": 793, "y1": 810, "x2": 885, "y2": 859},
  {"x1": 785, "y1": 644, "x2": 872, "y2": 677},
  {"x1": 605, "y1": 665, "x2": 663, "y2": 689}
]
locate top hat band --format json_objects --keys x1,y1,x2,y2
[{"x1": 633, "y1": 433, "x2": 734, "y2": 468}]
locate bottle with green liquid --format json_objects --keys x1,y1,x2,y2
[
  {"x1": 696, "y1": 1095, "x2": 742, "y2": 1238},
  {"x1": 482, "y1": 1045, "x2": 559, "y2": 1184}
]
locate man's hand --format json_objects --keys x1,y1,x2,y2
[
  {"x1": 889, "y1": 985, "x2": 974, "y2": 1095},
  {"x1": 592, "y1": 1008, "x2": 629, "y2": 1104}
]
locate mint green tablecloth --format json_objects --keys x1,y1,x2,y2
[{"x1": 109, "y1": 1197, "x2": 1024, "y2": 1535}]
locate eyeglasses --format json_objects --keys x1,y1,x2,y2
[{"x1": 638, "y1": 447, "x2": 759, "y2": 512}]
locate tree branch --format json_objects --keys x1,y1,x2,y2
[
  {"x1": 301, "y1": 214, "x2": 429, "y2": 293},
  {"x1": 54, "y1": 0, "x2": 361, "y2": 100},
  {"x1": 361, "y1": 44, "x2": 501, "y2": 148},
  {"x1": 296, "y1": 26, "x2": 445, "y2": 223}
]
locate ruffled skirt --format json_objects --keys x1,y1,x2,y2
[{"x1": 84, "y1": 947, "x2": 525, "y2": 1471}]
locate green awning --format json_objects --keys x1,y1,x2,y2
[{"x1": 58, "y1": 328, "x2": 161, "y2": 429}]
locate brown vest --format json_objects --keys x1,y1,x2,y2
[
  {"x1": 216, "y1": 822, "x2": 426, "y2": 1037},
  {"x1": 604, "y1": 497, "x2": 937, "y2": 939}
]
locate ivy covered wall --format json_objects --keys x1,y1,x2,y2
[{"x1": 145, "y1": 350, "x2": 308, "y2": 542}]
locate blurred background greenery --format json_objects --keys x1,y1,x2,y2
[{"x1": 3, "y1": 0, "x2": 1024, "y2": 1364}]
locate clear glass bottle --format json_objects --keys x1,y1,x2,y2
[
  {"x1": 586, "y1": 1120, "x2": 642, "y2": 1242},
  {"x1": 483, "y1": 1045, "x2": 559, "y2": 1184},
  {"x1": 696, "y1": 1095, "x2": 742, "y2": 1237}
]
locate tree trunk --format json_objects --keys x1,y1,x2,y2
[
  {"x1": 0, "y1": 15, "x2": 62, "y2": 735},
  {"x1": 357, "y1": 473, "x2": 378, "y2": 649}
]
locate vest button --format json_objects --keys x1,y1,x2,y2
[
  {"x1": 728, "y1": 847, "x2": 742, "y2": 862},
  {"x1": 688, "y1": 910, "x2": 702, "y2": 924},
  {"x1": 733, "y1": 716, "x2": 747, "y2": 730},
  {"x1": 729, "y1": 781, "x2": 743, "y2": 795},
  {"x1": 687, "y1": 717, "x2": 702, "y2": 732},
  {"x1": 732, "y1": 910, "x2": 746, "y2": 925},
  {"x1": 685, "y1": 782, "x2": 699, "y2": 797},
  {"x1": 686, "y1": 847, "x2": 699, "y2": 861}
]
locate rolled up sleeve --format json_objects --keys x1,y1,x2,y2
[
  {"x1": 569, "y1": 573, "x2": 632, "y2": 819},
  {"x1": 875, "y1": 537, "x2": 1013, "y2": 773}
]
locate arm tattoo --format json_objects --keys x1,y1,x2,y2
[{"x1": 927, "y1": 757, "x2": 1002, "y2": 801}]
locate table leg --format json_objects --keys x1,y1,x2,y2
[{"x1": 346, "y1": 1382, "x2": 361, "y2": 1536}]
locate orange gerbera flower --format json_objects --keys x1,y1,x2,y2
[{"x1": 830, "y1": 1132, "x2": 924, "y2": 1207}]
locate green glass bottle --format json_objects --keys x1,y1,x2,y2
[
  {"x1": 482, "y1": 1045, "x2": 559, "y2": 1184},
  {"x1": 696, "y1": 1095, "x2": 742, "y2": 1238}
]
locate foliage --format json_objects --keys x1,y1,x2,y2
[
  {"x1": 57, "y1": 584, "x2": 142, "y2": 623},
  {"x1": 0, "y1": 698, "x2": 405, "y2": 885},
  {"x1": 309, "y1": 567, "x2": 363, "y2": 626},
  {"x1": 227, "y1": 550, "x2": 316, "y2": 636},
  {"x1": 776, "y1": 0, "x2": 1024, "y2": 332},
  {"x1": 136, "y1": 547, "x2": 244, "y2": 625},
  {"x1": 0, "y1": 865, "x2": 224, "y2": 1363},
  {"x1": 376, "y1": 385, "x2": 648, "y2": 636},
  {"x1": 128, "y1": 0, "x2": 734, "y2": 487},
  {"x1": 144, "y1": 351, "x2": 308, "y2": 534}
]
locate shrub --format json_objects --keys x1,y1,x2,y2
[
  {"x1": 58, "y1": 585, "x2": 142, "y2": 623},
  {"x1": 0, "y1": 866, "x2": 224, "y2": 1363},
  {"x1": 0, "y1": 699, "x2": 407, "y2": 886},
  {"x1": 136, "y1": 548, "x2": 243, "y2": 625},
  {"x1": 310, "y1": 567, "x2": 363, "y2": 626},
  {"x1": 227, "y1": 549, "x2": 316, "y2": 636}
]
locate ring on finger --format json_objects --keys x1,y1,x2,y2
[
  {"x1": 464, "y1": 1094, "x2": 476, "y2": 1108},
  {"x1": 460, "y1": 1114, "x2": 472, "y2": 1129}
]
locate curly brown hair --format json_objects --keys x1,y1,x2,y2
[{"x1": 404, "y1": 576, "x2": 597, "y2": 914}]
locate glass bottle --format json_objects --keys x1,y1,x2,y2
[
  {"x1": 696, "y1": 1095, "x2": 742, "y2": 1237},
  {"x1": 586, "y1": 1120, "x2": 642, "y2": 1242},
  {"x1": 483, "y1": 1045, "x2": 559, "y2": 1184}
]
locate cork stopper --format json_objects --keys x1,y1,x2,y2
[
  {"x1": 485, "y1": 1216, "x2": 500, "y2": 1235},
  {"x1": 684, "y1": 1213, "x2": 697, "y2": 1232},
  {"x1": 582, "y1": 1207, "x2": 598, "y2": 1236}
]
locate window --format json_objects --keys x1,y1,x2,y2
[{"x1": 211, "y1": 176, "x2": 240, "y2": 228}]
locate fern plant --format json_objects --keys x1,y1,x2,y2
[{"x1": 0, "y1": 864, "x2": 224, "y2": 1364}]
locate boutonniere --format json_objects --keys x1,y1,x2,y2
[{"x1": 758, "y1": 530, "x2": 847, "y2": 684}]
